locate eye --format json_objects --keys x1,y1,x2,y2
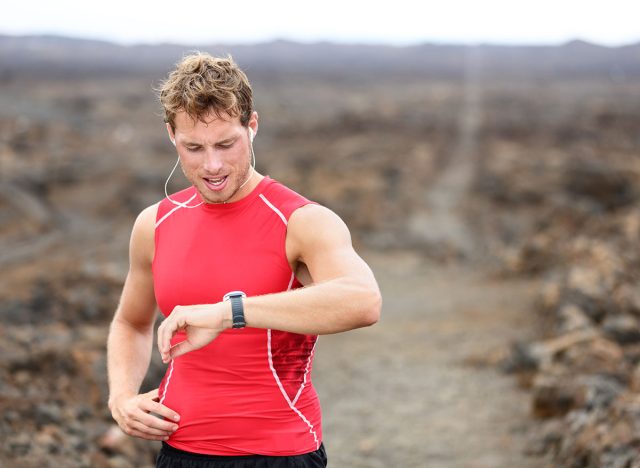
[
  {"x1": 217, "y1": 142, "x2": 234, "y2": 149},
  {"x1": 186, "y1": 146, "x2": 202, "y2": 152}
]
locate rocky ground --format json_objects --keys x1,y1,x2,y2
[
  {"x1": 477, "y1": 79, "x2": 640, "y2": 467},
  {"x1": 1, "y1": 51, "x2": 640, "y2": 467},
  {"x1": 315, "y1": 250, "x2": 551, "y2": 468}
]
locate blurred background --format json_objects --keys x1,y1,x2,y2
[{"x1": 1, "y1": 2, "x2": 640, "y2": 467}]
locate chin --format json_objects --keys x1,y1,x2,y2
[
  {"x1": 201, "y1": 186, "x2": 237, "y2": 204},
  {"x1": 201, "y1": 193, "x2": 228, "y2": 204}
]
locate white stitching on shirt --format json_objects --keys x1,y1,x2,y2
[
  {"x1": 156, "y1": 193, "x2": 198, "y2": 228},
  {"x1": 258, "y1": 194, "x2": 321, "y2": 449},
  {"x1": 159, "y1": 359, "x2": 175, "y2": 405}
]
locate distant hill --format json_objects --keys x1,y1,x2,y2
[{"x1": 0, "y1": 34, "x2": 638, "y2": 80}]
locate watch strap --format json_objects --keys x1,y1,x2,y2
[
  {"x1": 223, "y1": 291, "x2": 246, "y2": 329},
  {"x1": 230, "y1": 295, "x2": 246, "y2": 328}
]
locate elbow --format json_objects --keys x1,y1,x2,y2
[
  {"x1": 360, "y1": 287, "x2": 382, "y2": 327},
  {"x1": 109, "y1": 313, "x2": 154, "y2": 337}
]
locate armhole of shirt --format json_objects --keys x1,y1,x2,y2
[
  {"x1": 259, "y1": 182, "x2": 320, "y2": 291},
  {"x1": 261, "y1": 182, "x2": 318, "y2": 222},
  {"x1": 152, "y1": 198, "x2": 169, "y2": 274},
  {"x1": 152, "y1": 187, "x2": 199, "y2": 268}
]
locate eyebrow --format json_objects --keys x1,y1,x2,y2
[{"x1": 183, "y1": 136, "x2": 237, "y2": 146}]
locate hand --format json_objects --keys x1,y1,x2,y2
[
  {"x1": 109, "y1": 388, "x2": 180, "y2": 441},
  {"x1": 157, "y1": 303, "x2": 231, "y2": 363}
]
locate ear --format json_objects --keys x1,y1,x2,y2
[
  {"x1": 248, "y1": 111, "x2": 259, "y2": 139},
  {"x1": 166, "y1": 123, "x2": 176, "y2": 146}
]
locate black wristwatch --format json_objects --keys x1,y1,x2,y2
[{"x1": 223, "y1": 291, "x2": 247, "y2": 329}]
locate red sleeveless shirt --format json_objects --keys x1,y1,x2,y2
[{"x1": 152, "y1": 176, "x2": 322, "y2": 456}]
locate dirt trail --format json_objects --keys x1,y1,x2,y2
[
  {"x1": 413, "y1": 47, "x2": 482, "y2": 257},
  {"x1": 313, "y1": 48, "x2": 550, "y2": 467},
  {"x1": 313, "y1": 253, "x2": 550, "y2": 468}
]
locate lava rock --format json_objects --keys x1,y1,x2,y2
[
  {"x1": 602, "y1": 314, "x2": 640, "y2": 345},
  {"x1": 532, "y1": 374, "x2": 585, "y2": 418}
]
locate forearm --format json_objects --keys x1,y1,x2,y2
[
  {"x1": 242, "y1": 276, "x2": 381, "y2": 335},
  {"x1": 107, "y1": 318, "x2": 154, "y2": 407}
]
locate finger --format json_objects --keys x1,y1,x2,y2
[
  {"x1": 134, "y1": 407, "x2": 178, "y2": 432},
  {"x1": 129, "y1": 419, "x2": 175, "y2": 437},
  {"x1": 127, "y1": 427, "x2": 170, "y2": 441},
  {"x1": 142, "y1": 399, "x2": 181, "y2": 422},
  {"x1": 159, "y1": 316, "x2": 178, "y2": 359},
  {"x1": 157, "y1": 320, "x2": 168, "y2": 358},
  {"x1": 132, "y1": 413, "x2": 179, "y2": 434},
  {"x1": 157, "y1": 322, "x2": 170, "y2": 361},
  {"x1": 144, "y1": 388, "x2": 160, "y2": 401},
  {"x1": 160, "y1": 340, "x2": 172, "y2": 363},
  {"x1": 168, "y1": 340, "x2": 198, "y2": 361}
]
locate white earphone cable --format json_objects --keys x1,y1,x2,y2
[{"x1": 164, "y1": 155, "x2": 203, "y2": 208}]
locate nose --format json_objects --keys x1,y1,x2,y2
[{"x1": 202, "y1": 148, "x2": 224, "y2": 173}]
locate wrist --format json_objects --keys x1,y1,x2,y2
[
  {"x1": 219, "y1": 302, "x2": 234, "y2": 330},
  {"x1": 222, "y1": 291, "x2": 247, "y2": 329},
  {"x1": 108, "y1": 391, "x2": 134, "y2": 409}
]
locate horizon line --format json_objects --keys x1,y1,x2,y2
[{"x1": 1, "y1": 32, "x2": 639, "y2": 50}]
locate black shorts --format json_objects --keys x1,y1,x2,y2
[{"x1": 155, "y1": 442, "x2": 328, "y2": 468}]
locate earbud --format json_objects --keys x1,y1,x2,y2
[
  {"x1": 248, "y1": 128, "x2": 255, "y2": 142},
  {"x1": 171, "y1": 139, "x2": 176, "y2": 146}
]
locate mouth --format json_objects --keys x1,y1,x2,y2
[{"x1": 203, "y1": 175, "x2": 228, "y2": 191}]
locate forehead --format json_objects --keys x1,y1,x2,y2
[{"x1": 174, "y1": 110, "x2": 242, "y2": 136}]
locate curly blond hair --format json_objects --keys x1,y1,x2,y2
[{"x1": 158, "y1": 52, "x2": 253, "y2": 131}]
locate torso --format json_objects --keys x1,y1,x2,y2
[{"x1": 152, "y1": 176, "x2": 322, "y2": 456}]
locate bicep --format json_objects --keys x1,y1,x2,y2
[
  {"x1": 289, "y1": 205, "x2": 377, "y2": 286},
  {"x1": 113, "y1": 204, "x2": 158, "y2": 331}
]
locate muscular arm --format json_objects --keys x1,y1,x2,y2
[
  {"x1": 107, "y1": 204, "x2": 180, "y2": 440},
  {"x1": 158, "y1": 204, "x2": 382, "y2": 361},
  {"x1": 244, "y1": 204, "x2": 380, "y2": 334}
]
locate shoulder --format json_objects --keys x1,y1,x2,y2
[
  {"x1": 134, "y1": 203, "x2": 159, "y2": 232},
  {"x1": 289, "y1": 203, "x2": 347, "y2": 228},
  {"x1": 130, "y1": 203, "x2": 159, "y2": 266},
  {"x1": 287, "y1": 204, "x2": 352, "y2": 262}
]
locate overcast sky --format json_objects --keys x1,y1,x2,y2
[{"x1": 2, "y1": 1, "x2": 638, "y2": 47}]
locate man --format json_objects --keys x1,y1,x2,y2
[{"x1": 107, "y1": 52, "x2": 381, "y2": 468}]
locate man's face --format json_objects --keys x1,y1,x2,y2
[{"x1": 169, "y1": 110, "x2": 258, "y2": 204}]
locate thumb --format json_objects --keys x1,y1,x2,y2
[
  {"x1": 168, "y1": 340, "x2": 198, "y2": 361},
  {"x1": 145, "y1": 388, "x2": 160, "y2": 401}
]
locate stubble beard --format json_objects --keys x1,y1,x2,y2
[{"x1": 182, "y1": 159, "x2": 252, "y2": 205}]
